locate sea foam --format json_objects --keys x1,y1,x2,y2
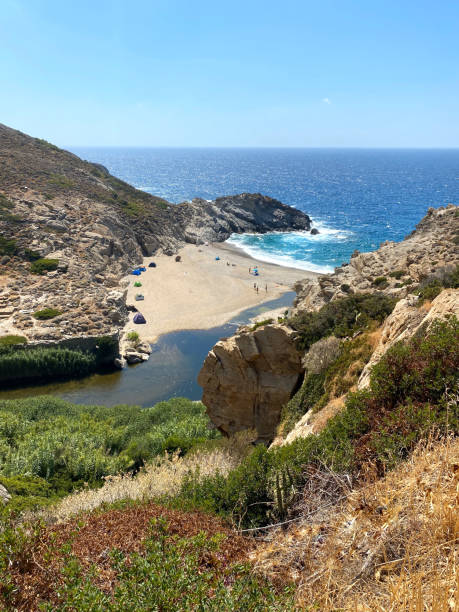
[{"x1": 226, "y1": 218, "x2": 351, "y2": 274}]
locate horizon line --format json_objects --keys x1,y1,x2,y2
[{"x1": 65, "y1": 144, "x2": 459, "y2": 150}]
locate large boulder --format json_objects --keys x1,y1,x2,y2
[{"x1": 198, "y1": 324, "x2": 304, "y2": 442}]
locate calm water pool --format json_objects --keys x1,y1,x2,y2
[{"x1": 0, "y1": 293, "x2": 295, "y2": 407}]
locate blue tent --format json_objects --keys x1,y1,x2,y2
[
  {"x1": 132, "y1": 269, "x2": 141, "y2": 276},
  {"x1": 215, "y1": 256, "x2": 220, "y2": 261},
  {"x1": 149, "y1": 262, "x2": 157, "y2": 268},
  {"x1": 139, "y1": 266, "x2": 146, "y2": 272},
  {"x1": 133, "y1": 312, "x2": 146, "y2": 324}
]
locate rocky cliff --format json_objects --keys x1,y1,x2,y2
[
  {"x1": 293, "y1": 204, "x2": 458, "y2": 314},
  {"x1": 0, "y1": 123, "x2": 310, "y2": 342}
]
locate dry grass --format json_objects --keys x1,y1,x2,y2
[
  {"x1": 44, "y1": 433, "x2": 252, "y2": 523},
  {"x1": 254, "y1": 435, "x2": 459, "y2": 611}
]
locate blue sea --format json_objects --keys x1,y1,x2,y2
[{"x1": 70, "y1": 148, "x2": 459, "y2": 273}]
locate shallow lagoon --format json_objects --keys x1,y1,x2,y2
[{"x1": 0, "y1": 293, "x2": 295, "y2": 407}]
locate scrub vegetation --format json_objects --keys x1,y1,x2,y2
[{"x1": 0, "y1": 397, "x2": 219, "y2": 512}]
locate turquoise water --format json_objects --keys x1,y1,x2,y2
[{"x1": 72, "y1": 147, "x2": 459, "y2": 272}]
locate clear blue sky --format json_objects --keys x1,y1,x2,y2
[{"x1": 2, "y1": 0, "x2": 458, "y2": 147}]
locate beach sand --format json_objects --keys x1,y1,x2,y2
[{"x1": 124, "y1": 242, "x2": 318, "y2": 343}]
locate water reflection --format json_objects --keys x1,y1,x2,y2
[{"x1": 0, "y1": 293, "x2": 295, "y2": 407}]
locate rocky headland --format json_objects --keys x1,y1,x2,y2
[{"x1": 0, "y1": 123, "x2": 310, "y2": 347}]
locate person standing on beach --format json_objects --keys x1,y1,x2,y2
[
  {"x1": 265, "y1": 284, "x2": 267, "y2": 292},
  {"x1": 256, "y1": 286, "x2": 259, "y2": 293}
]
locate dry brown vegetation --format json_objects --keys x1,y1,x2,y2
[
  {"x1": 11, "y1": 502, "x2": 253, "y2": 611},
  {"x1": 254, "y1": 435, "x2": 459, "y2": 611},
  {"x1": 44, "y1": 432, "x2": 252, "y2": 523}
]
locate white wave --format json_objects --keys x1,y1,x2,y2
[
  {"x1": 309, "y1": 218, "x2": 353, "y2": 240},
  {"x1": 226, "y1": 236, "x2": 334, "y2": 273}
]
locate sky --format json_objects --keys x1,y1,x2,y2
[{"x1": 1, "y1": 0, "x2": 459, "y2": 147}]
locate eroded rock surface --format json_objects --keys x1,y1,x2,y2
[
  {"x1": 198, "y1": 324, "x2": 303, "y2": 442},
  {"x1": 358, "y1": 288, "x2": 459, "y2": 388},
  {"x1": 293, "y1": 205, "x2": 459, "y2": 314}
]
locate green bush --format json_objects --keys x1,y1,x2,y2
[
  {"x1": 126, "y1": 331, "x2": 139, "y2": 343},
  {"x1": 24, "y1": 248, "x2": 41, "y2": 261},
  {"x1": 389, "y1": 270, "x2": 405, "y2": 279},
  {"x1": 372, "y1": 276, "x2": 389, "y2": 288},
  {"x1": 0, "y1": 237, "x2": 17, "y2": 257},
  {"x1": 11, "y1": 520, "x2": 293, "y2": 610},
  {"x1": 0, "y1": 347, "x2": 96, "y2": 383},
  {"x1": 251, "y1": 318, "x2": 273, "y2": 331},
  {"x1": 0, "y1": 397, "x2": 220, "y2": 502},
  {"x1": 33, "y1": 308, "x2": 62, "y2": 320},
  {"x1": 289, "y1": 293, "x2": 395, "y2": 351},
  {"x1": 415, "y1": 265, "x2": 459, "y2": 304},
  {"x1": 281, "y1": 372, "x2": 326, "y2": 434},
  {"x1": 0, "y1": 335, "x2": 27, "y2": 348},
  {"x1": 48, "y1": 174, "x2": 75, "y2": 189},
  {"x1": 30, "y1": 258, "x2": 59, "y2": 275}
]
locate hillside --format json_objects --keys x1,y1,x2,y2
[{"x1": 0, "y1": 123, "x2": 310, "y2": 345}]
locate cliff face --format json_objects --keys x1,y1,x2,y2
[{"x1": 0, "y1": 123, "x2": 310, "y2": 342}]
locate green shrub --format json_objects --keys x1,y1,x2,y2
[
  {"x1": 0, "y1": 237, "x2": 17, "y2": 257},
  {"x1": 30, "y1": 258, "x2": 59, "y2": 275},
  {"x1": 251, "y1": 318, "x2": 273, "y2": 331},
  {"x1": 289, "y1": 293, "x2": 395, "y2": 351},
  {"x1": 415, "y1": 265, "x2": 459, "y2": 304},
  {"x1": 24, "y1": 248, "x2": 41, "y2": 261},
  {"x1": 0, "y1": 397, "x2": 220, "y2": 502},
  {"x1": 281, "y1": 372, "x2": 326, "y2": 434},
  {"x1": 0, "y1": 335, "x2": 27, "y2": 348},
  {"x1": 389, "y1": 270, "x2": 405, "y2": 279},
  {"x1": 126, "y1": 331, "x2": 140, "y2": 343},
  {"x1": 33, "y1": 308, "x2": 62, "y2": 320},
  {"x1": 17, "y1": 520, "x2": 293, "y2": 610},
  {"x1": 373, "y1": 276, "x2": 389, "y2": 288},
  {"x1": 94, "y1": 335, "x2": 117, "y2": 362},
  {"x1": 0, "y1": 347, "x2": 96, "y2": 383},
  {"x1": 48, "y1": 174, "x2": 75, "y2": 189}
]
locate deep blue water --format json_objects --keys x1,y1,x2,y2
[{"x1": 71, "y1": 147, "x2": 459, "y2": 272}]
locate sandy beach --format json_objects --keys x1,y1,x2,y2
[{"x1": 123, "y1": 242, "x2": 318, "y2": 343}]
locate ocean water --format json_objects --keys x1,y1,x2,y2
[{"x1": 71, "y1": 147, "x2": 459, "y2": 272}]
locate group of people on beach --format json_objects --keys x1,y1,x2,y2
[
  {"x1": 252, "y1": 281, "x2": 268, "y2": 294},
  {"x1": 248, "y1": 267, "x2": 267, "y2": 293}
]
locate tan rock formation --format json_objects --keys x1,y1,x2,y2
[
  {"x1": 358, "y1": 288, "x2": 459, "y2": 388},
  {"x1": 293, "y1": 205, "x2": 459, "y2": 314},
  {"x1": 198, "y1": 324, "x2": 303, "y2": 442}
]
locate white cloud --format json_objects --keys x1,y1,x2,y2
[{"x1": 322, "y1": 98, "x2": 331, "y2": 105}]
